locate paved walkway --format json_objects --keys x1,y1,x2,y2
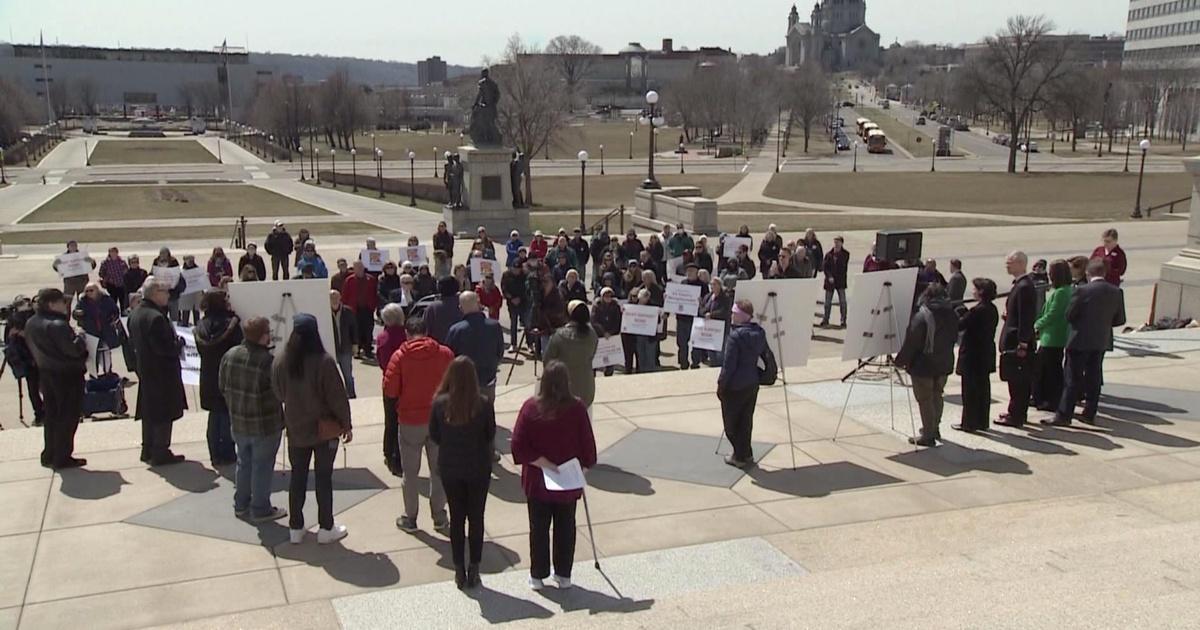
[{"x1": 2, "y1": 329, "x2": 1199, "y2": 629}]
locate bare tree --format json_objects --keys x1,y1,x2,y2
[
  {"x1": 784, "y1": 63, "x2": 832, "y2": 153},
  {"x1": 75, "y1": 78, "x2": 100, "y2": 116},
  {"x1": 962, "y1": 15, "x2": 1072, "y2": 172},
  {"x1": 544, "y1": 34, "x2": 602, "y2": 112},
  {"x1": 1045, "y1": 67, "x2": 1102, "y2": 151},
  {"x1": 315, "y1": 68, "x2": 370, "y2": 149},
  {"x1": 0, "y1": 77, "x2": 37, "y2": 147},
  {"x1": 493, "y1": 34, "x2": 570, "y2": 206}
]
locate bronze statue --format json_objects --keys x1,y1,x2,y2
[
  {"x1": 442, "y1": 153, "x2": 454, "y2": 205},
  {"x1": 510, "y1": 152, "x2": 524, "y2": 209},
  {"x1": 450, "y1": 154, "x2": 465, "y2": 208},
  {"x1": 469, "y1": 68, "x2": 503, "y2": 147}
]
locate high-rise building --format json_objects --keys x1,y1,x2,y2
[
  {"x1": 417, "y1": 56, "x2": 447, "y2": 86},
  {"x1": 1124, "y1": 0, "x2": 1200, "y2": 69}
]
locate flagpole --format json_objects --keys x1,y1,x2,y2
[{"x1": 40, "y1": 31, "x2": 54, "y2": 126}]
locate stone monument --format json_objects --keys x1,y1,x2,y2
[
  {"x1": 444, "y1": 68, "x2": 529, "y2": 235},
  {"x1": 1154, "y1": 157, "x2": 1200, "y2": 321}
]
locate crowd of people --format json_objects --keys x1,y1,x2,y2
[{"x1": 3, "y1": 215, "x2": 1133, "y2": 586}]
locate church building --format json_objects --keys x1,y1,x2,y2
[{"x1": 785, "y1": 1, "x2": 881, "y2": 72}]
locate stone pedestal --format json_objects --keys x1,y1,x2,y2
[
  {"x1": 443, "y1": 145, "x2": 528, "y2": 235},
  {"x1": 1154, "y1": 157, "x2": 1200, "y2": 322},
  {"x1": 633, "y1": 186, "x2": 719, "y2": 235}
]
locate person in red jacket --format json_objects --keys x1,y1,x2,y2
[
  {"x1": 528, "y1": 231, "x2": 549, "y2": 260},
  {"x1": 341, "y1": 261, "x2": 379, "y2": 359},
  {"x1": 475, "y1": 273, "x2": 503, "y2": 320},
  {"x1": 384, "y1": 316, "x2": 454, "y2": 535},
  {"x1": 510, "y1": 360, "x2": 598, "y2": 591},
  {"x1": 1091, "y1": 228, "x2": 1127, "y2": 286}
]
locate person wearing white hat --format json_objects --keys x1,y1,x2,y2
[
  {"x1": 505, "y1": 230, "x2": 524, "y2": 268},
  {"x1": 543, "y1": 300, "x2": 599, "y2": 407}
]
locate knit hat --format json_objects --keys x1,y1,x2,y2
[
  {"x1": 567, "y1": 299, "x2": 588, "y2": 317},
  {"x1": 293, "y1": 313, "x2": 318, "y2": 336}
]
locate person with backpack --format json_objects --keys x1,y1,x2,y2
[
  {"x1": 717, "y1": 299, "x2": 773, "y2": 469},
  {"x1": 895, "y1": 284, "x2": 960, "y2": 447},
  {"x1": 4, "y1": 296, "x2": 45, "y2": 426}
]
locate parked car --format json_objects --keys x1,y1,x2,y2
[
  {"x1": 842, "y1": 101, "x2": 854, "y2": 108},
  {"x1": 1020, "y1": 141, "x2": 1039, "y2": 153},
  {"x1": 835, "y1": 134, "x2": 851, "y2": 151},
  {"x1": 993, "y1": 134, "x2": 1010, "y2": 146},
  {"x1": 916, "y1": 116, "x2": 926, "y2": 126},
  {"x1": 953, "y1": 121, "x2": 969, "y2": 132}
]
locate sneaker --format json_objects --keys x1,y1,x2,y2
[
  {"x1": 396, "y1": 516, "x2": 419, "y2": 533},
  {"x1": 250, "y1": 507, "x2": 288, "y2": 522},
  {"x1": 553, "y1": 575, "x2": 572, "y2": 589},
  {"x1": 317, "y1": 524, "x2": 348, "y2": 544},
  {"x1": 528, "y1": 576, "x2": 544, "y2": 591},
  {"x1": 434, "y1": 520, "x2": 451, "y2": 536},
  {"x1": 289, "y1": 528, "x2": 305, "y2": 544},
  {"x1": 723, "y1": 455, "x2": 751, "y2": 469}
]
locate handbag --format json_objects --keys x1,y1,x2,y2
[
  {"x1": 758, "y1": 345, "x2": 779, "y2": 386},
  {"x1": 998, "y1": 350, "x2": 1024, "y2": 382}
]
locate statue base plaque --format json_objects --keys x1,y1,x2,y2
[
  {"x1": 1153, "y1": 158, "x2": 1200, "y2": 322},
  {"x1": 443, "y1": 146, "x2": 529, "y2": 235}
]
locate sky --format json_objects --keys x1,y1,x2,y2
[{"x1": 0, "y1": 0, "x2": 1130, "y2": 66}]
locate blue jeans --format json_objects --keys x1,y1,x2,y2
[
  {"x1": 337, "y1": 351, "x2": 356, "y2": 398},
  {"x1": 635, "y1": 335, "x2": 658, "y2": 373},
  {"x1": 207, "y1": 409, "x2": 236, "y2": 462},
  {"x1": 823, "y1": 288, "x2": 847, "y2": 325},
  {"x1": 232, "y1": 430, "x2": 282, "y2": 517}
]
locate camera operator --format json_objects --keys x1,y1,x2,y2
[
  {"x1": 24, "y1": 289, "x2": 89, "y2": 469},
  {"x1": 3, "y1": 296, "x2": 45, "y2": 426}
]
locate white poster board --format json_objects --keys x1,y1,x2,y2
[
  {"x1": 151, "y1": 265, "x2": 182, "y2": 289},
  {"x1": 735, "y1": 278, "x2": 820, "y2": 371},
  {"x1": 181, "y1": 266, "x2": 208, "y2": 295},
  {"x1": 55, "y1": 252, "x2": 92, "y2": 278},
  {"x1": 175, "y1": 323, "x2": 201, "y2": 385},
  {"x1": 663, "y1": 282, "x2": 701, "y2": 316},
  {"x1": 690, "y1": 318, "x2": 726, "y2": 351},
  {"x1": 721, "y1": 236, "x2": 752, "y2": 258},
  {"x1": 470, "y1": 257, "x2": 500, "y2": 283},
  {"x1": 591, "y1": 335, "x2": 625, "y2": 369},
  {"x1": 403, "y1": 245, "x2": 429, "y2": 266},
  {"x1": 666, "y1": 256, "x2": 685, "y2": 283},
  {"x1": 842, "y1": 267, "x2": 918, "y2": 362},
  {"x1": 620, "y1": 304, "x2": 661, "y2": 336},
  {"x1": 360, "y1": 248, "x2": 389, "y2": 272},
  {"x1": 227, "y1": 279, "x2": 337, "y2": 358}
]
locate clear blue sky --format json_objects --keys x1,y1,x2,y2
[{"x1": 0, "y1": 0, "x2": 1130, "y2": 66}]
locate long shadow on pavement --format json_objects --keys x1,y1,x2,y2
[{"x1": 746, "y1": 460, "x2": 903, "y2": 497}]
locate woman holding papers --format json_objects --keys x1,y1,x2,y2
[
  {"x1": 429, "y1": 356, "x2": 497, "y2": 590},
  {"x1": 511, "y1": 362, "x2": 598, "y2": 591}
]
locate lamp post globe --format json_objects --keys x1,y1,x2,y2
[
  {"x1": 298, "y1": 146, "x2": 305, "y2": 182},
  {"x1": 1140, "y1": 139, "x2": 1151, "y2": 152},
  {"x1": 350, "y1": 148, "x2": 358, "y2": 191},
  {"x1": 1132, "y1": 139, "x2": 1152, "y2": 218},
  {"x1": 407, "y1": 151, "x2": 416, "y2": 207},
  {"x1": 269, "y1": 134, "x2": 275, "y2": 162},
  {"x1": 577, "y1": 150, "x2": 589, "y2": 232},
  {"x1": 646, "y1": 90, "x2": 659, "y2": 105},
  {"x1": 376, "y1": 148, "x2": 384, "y2": 198}
]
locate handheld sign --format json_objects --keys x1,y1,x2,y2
[
  {"x1": 470, "y1": 257, "x2": 499, "y2": 283},
  {"x1": 591, "y1": 335, "x2": 625, "y2": 369},
  {"x1": 663, "y1": 282, "x2": 701, "y2": 316},
  {"x1": 180, "y1": 266, "x2": 208, "y2": 295},
  {"x1": 360, "y1": 248, "x2": 389, "y2": 272},
  {"x1": 620, "y1": 304, "x2": 661, "y2": 336},
  {"x1": 690, "y1": 318, "x2": 726, "y2": 351},
  {"x1": 55, "y1": 251, "x2": 93, "y2": 278}
]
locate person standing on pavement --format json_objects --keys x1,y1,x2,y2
[
  {"x1": 434, "y1": 221, "x2": 456, "y2": 272},
  {"x1": 424, "y1": 276, "x2": 465, "y2": 345},
  {"x1": 674, "y1": 264, "x2": 708, "y2": 370},
  {"x1": 429, "y1": 356, "x2": 497, "y2": 590},
  {"x1": 446, "y1": 292, "x2": 505, "y2": 403},
  {"x1": 895, "y1": 284, "x2": 959, "y2": 447},
  {"x1": 501, "y1": 261, "x2": 529, "y2": 351},
  {"x1": 376, "y1": 304, "x2": 408, "y2": 477},
  {"x1": 717, "y1": 299, "x2": 770, "y2": 469},
  {"x1": 954, "y1": 278, "x2": 999, "y2": 433},
  {"x1": 801, "y1": 229, "x2": 824, "y2": 279},
  {"x1": 667, "y1": 222, "x2": 694, "y2": 261},
  {"x1": 123, "y1": 255, "x2": 149, "y2": 312},
  {"x1": 265, "y1": 221, "x2": 293, "y2": 280},
  {"x1": 1091, "y1": 228, "x2": 1127, "y2": 287},
  {"x1": 1031, "y1": 260, "x2": 1073, "y2": 412},
  {"x1": 128, "y1": 277, "x2": 188, "y2": 466},
  {"x1": 99, "y1": 247, "x2": 130, "y2": 311},
  {"x1": 341, "y1": 261, "x2": 379, "y2": 360},
  {"x1": 757, "y1": 225, "x2": 783, "y2": 278},
  {"x1": 329, "y1": 290, "x2": 358, "y2": 398},
  {"x1": 569, "y1": 228, "x2": 590, "y2": 280},
  {"x1": 237, "y1": 244, "x2": 267, "y2": 284},
  {"x1": 1046, "y1": 259, "x2": 1126, "y2": 427},
  {"x1": 996, "y1": 251, "x2": 1038, "y2": 428},
  {"x1": 272, "y1": 313, "x2": 353, "y2": 545},
  {"x1": 24, "y1": 288, "x2": 88, "y2": 469},
  {"x1": 510, "y1": 361, "x2": 598, "y2": 591},
  {"x1": 53, "y1": 241, "x2": 96, "y2": 302},
  {"x1": 194, "y1": 290, "x2": 242, "y2": 467},
  {"x1": 218, "y1": 316, "x2": 287, "y2": 522},
  {"x1": 543, "y1": 300, "x2": 599, "y2": 408},
  {"x1": 385, "y1": 317, "x2": 454, "y2": 535},
  {"x1": 819, "y1": 236, "x2": 850, "y2": 328},
  {"x1": 947, "y1": 259, "x2": 967, "y2": 305}
]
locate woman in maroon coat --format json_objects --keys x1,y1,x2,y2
[{"x1": 510, "y1": 361, "x2": 597, "y2": 591}]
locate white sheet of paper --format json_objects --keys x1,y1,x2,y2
[
  {"x1": 55, "y1": 251, "x2": 92, "y2": 278},
  {"x1": 690, "y1": 318, "x2": 726, "y2": 351},
  {"x1": 592, "y1": 335, "x2": 625, "y2": 369},
  {"x1": 360, "y1": 248, "x2": 389, "y2": 272},
  {"x1": 842, "y1": 267, "x2": 918, "y2": 362},
  {"x1": 734, "y1": 278, "x2": 820, "y2": 371},
  {"x1": 180, "y1": 266, "x2": 208, "y2": 295},
  {"x1": 620, "y1": 304, "x2": 661, "y2": 336},
  {"x1": 151, "y1": 265, "x2": 182, "y2": 289},
  {"x1": 175, "y1": 323, "x2": 201, "y2": 385},
  {"x1": 542, "y1": 458, "x2": 586, "y2": 491},
  {"x1": 721, "y1": 236, "x2": 752, "y2": 258},
  {"x1": 663, "y1": 282, "x2": 701, "y2": 316},
  {"x1": 666, "y1": 256, "x2": 685, "y2": 283},
  {"x1": 404, "y1": 245, "x2": 429, "y2": 266},
  {"x1": 470, "y1": 257, "x2": 499, "y2": 283}
]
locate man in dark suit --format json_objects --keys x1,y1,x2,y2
[
  {"x1": 997, "y1": 251, "x2": 1037, "y2": 427},
  {"x1": 24, "y1": 289, "x2": 88, "y2": 469},
  {"x1": 128, "y1": 278, "x2": 188, "y2": 466},
  {"x1": 1045, "y1": 259, "x2": 1126, "y2": 426}
]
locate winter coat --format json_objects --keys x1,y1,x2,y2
[
  {"x1": 128, "y1": 302, "x2": 187, "y2": 423},
  {"x1": 544, "y1": 324, "x2": 599, "y2": 406},
  {"x1": 194, "y1": 309, "x2": 243, "y2": 412},
  {"x1": 383, "y1": 336, "x2": 454, "y2": 424}
]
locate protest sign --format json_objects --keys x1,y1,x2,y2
[
  {"x1": 591, "y1": 335, "x2": 625, "y2": 369},
  {"x1": 620, "y1": 304, "x2": 661, "y2": 336},
  {"x1": 690, "y1": 318, "x2": 726, "y2": 351},
  {"x1": 663, "y1": 282, "x2": 701, "y2": 316}
]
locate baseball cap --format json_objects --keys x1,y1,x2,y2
[{"x1": 274, "y1": 220, "x2": 284, "y2": 227}]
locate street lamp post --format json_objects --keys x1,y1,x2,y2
[
  {"x1": 640, "y1": 90, "x2": 663, "y2": 190},
  {"x1": 314, "y1": 145, "x2": 321, "y2": 183},
  {"x1": 376, "y1": 149, "x2": 385, "y2": 198},
  {"x1": 298, "y1": 147, "x2": 305, "y2": 182},
  {"x1": 930, "y1": 137, "x2": 937, "y2": 173},
  {"x1": 679, "y1": 143, "x2": 685, "y2": 174},
  {"x1": 599, "y1": 144, "x2": 605, "y2": 175},
  {"x1": 628, "y1": 132, "x2": 634, "y2": 160},
  {"x1": 434, "y1": 147, "x2": 439, "y2": 178},
  {"x1": 1132, "y1": 139, "x2": 1151, "y2": 219},
  {"x1": 853, "y1": 141, "x2": 859, "y2": 173},
  {"x1": 1124, "y1": 126, "x2": 1133, "y2": 173},
  {"x1": 84, "y1": 140, "x2": 90, "y2": 166},
  {"x1": 408, "y1": 151, "x2": 417, "y2": 207},
  {"x1": 23, "y1": 139, "x2": 30, "y2": 168},
  {"x1": 577, "y1": 150, "x2": 589, "y2": 232},
  {"x1": 0, "y1": 148, "x2": 6, "y2": 184},
  {"x1": 269, "y1": 135, "x2": 276, "y2": 163},
  {"x1": 775, "y1": 107, "x2": 782, "y2": 173},
  {"x1": 330, "y1": 149, "x2": 337, "y2": 188},
  {"x1": 308, "y1": 134, "x2": 315, "y2": 179},
  {"x1": 350, "y1": 148, "x2": 358, "y2": 192}
]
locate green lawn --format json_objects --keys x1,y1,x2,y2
[
  {"x1": 22, "y1": 184, "x2": 331, "y2": 223},
  {"x1": 765, "y1": 172, "x2": 1193, "y2": 220},
  {"x1": 88, "y1": 140, "x2": 218, "y2": 165},
  {"x1": 0, "y1": 221, "x2": 388, "y2": 245}
]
